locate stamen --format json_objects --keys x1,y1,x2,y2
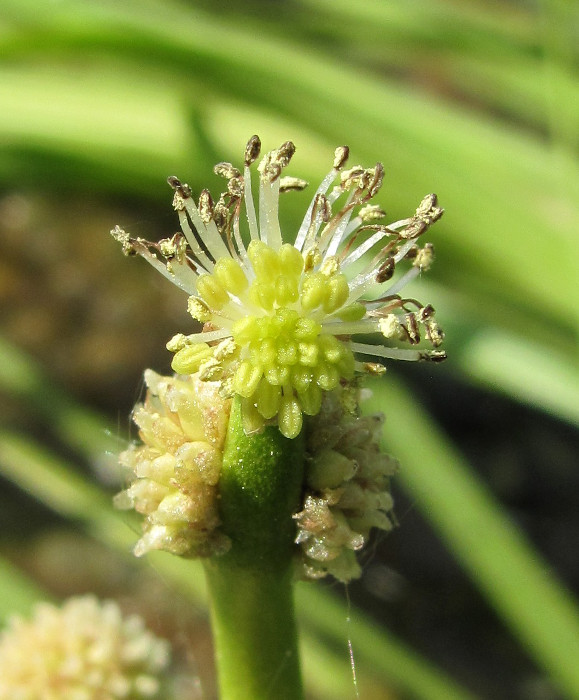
[
  {"x1": 320, "y1": 192, "x2": 357, "y2": 258},
  {"x1": 231, "y1": 200, "x2": 251, "y2": 269},
  {"x1": 321, "y1": 320, "x2": 381, "y2": 336},
  {"x1": 176, "y1": 209, "x2": 215, "y2": 272},
  {"x1": 350, "y1": 341, "x2": 422, "y2": 362},
  {"x1": 340, "y1": 227, "x2": 393, "y2": 268},
  {"x1": 295, "y1": 167, "x2": 339, "y2": 251},
  {"x1": 244, "y1": 164, "x2": 259, "y2": 240},
  {"x1": 169, "y1": 328, "x2": 232, "y2": 345},
  {"x1": 259, "y1": 177, "x2": 283, "y2": 251}
]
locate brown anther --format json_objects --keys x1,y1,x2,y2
[
  {"x1": 228, "y1": 177, "x2": 243, "y2": 198},
  {"x1": 245, "y1": 135, "x2": 261, "y2": 166},
  {"x1": 417, "y1": 304, "x2": 435, "y2": 322},
  {"x1": 375, "y1": 256, "x2": 395, "y2": 283},
  {"x1": 359, "y1": 205, "x2": 386, "y2": 222},
  {"x1": 416, "y1": 193, "x2": 438, "y2": 218},
  {"x1": 358, "y1": 170, "x2": 372, "y2": 190},
  {"x1": 181, "y1": 182, "x2": 193, "y2": 198},
  {"x1": 401, "y1": 219, "x2": 427, "y2": 239},
  {"x1": 404, "y1": 313, "x2": 420, "y2": 344},
  {"x1": 167, "y1": 176, "x2": 192, "y2": 198},
  {"x1": 425, "y1": 320, "x2": 444, "y2": 347},
  {"x1": 416, "y1": 194, "x2": 444, "y2": 224},
  {"x1": 341, "y1": 167, "x2": 365, "y2": 188},
  {"x1": 421, "y1": 350, "x2": 447, "y2": 363},
  {"x1": 279, "y1": 176, "x2": 309, "y2": 192},
  {"x1": 311, "y1": 193, "x2": 331, "y2": 224},
  {"x1": 416, "y1": 194, "x2": 444, "y2": 225},
  {"x1": 276, "y1": 141, "x2": 296, "y2": 168},
  {"x1": 362, "y1": 362, "x2": 387, "y2": 376},
  {"x1": 333, "y1": 146, "x2": 349, "y2": 170},
  {"x1": 320, "y1": 195, "x2": 332, "y2": 222},
  {"x1": 368, "y1": 163, "x2": 385, "y2": 197},
  {"x1": 214, "y1": 162, "x2": 241, "y2": 180},
  {"x1": 213, "y1": 203, "x2": 228, "y2": 232},
  {"x1": 198, "y1": 189, "x2": 214, "y2": 224}
]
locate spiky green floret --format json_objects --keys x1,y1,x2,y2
[{"x1": 111, "y1": 136, "x2": 446, "y2": 439}]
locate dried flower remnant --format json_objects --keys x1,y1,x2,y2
[
  {"x1": 115, "y1": 369, "x2": 232, "y2": 558},
  {"x1": 0, "y1": 596, "x2": 170, "y2": 700},
  {"x1": 111, "y1": 136, "x2": 445, "y2": 439},
  {"x1": 294, "y1": 384, "x2": 398, "y2": 582}
]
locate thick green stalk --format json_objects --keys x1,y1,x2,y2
[
  {"x1": 205, "y1": 564, "x2": 303, "y2": 700},
  {"x1": 204, "y1": 397, "x2": 306, "y2": 700}
]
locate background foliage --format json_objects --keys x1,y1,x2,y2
[{"x1": 0, "y1": 1, "x2": 578, "y2": 698}]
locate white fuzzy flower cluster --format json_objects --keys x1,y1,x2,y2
[
  {"x1": 115, "y1": 370, "x2": 232, "y2": 558},
  {"x1": 294, "y1": 385, "x2": 398, "y2": 582},
  {"x1": 0, "y1": 596, "x2": 170, "y2": 700}
]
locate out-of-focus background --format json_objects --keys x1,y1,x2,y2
[{"x1": 0, "y1": 1, "x2": 578, "y2": 698}]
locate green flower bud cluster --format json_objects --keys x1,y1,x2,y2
[{"x1": 294, "y1": 385, "x2": 398, "y2": 582}]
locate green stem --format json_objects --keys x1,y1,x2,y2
[
  {"x1": 205, "y1": 563, "x2": 303, "y2": 700},
  {"x1": 204, "y1": 397, "x2": 306, "y2": 700}
]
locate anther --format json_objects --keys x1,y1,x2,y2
[
  {"x1": 421, "y1": 350, "x2": 447, "y2": 362},
  {"x1": 369, "y1": 163, "x2": 385, "y2": 197},
  {"x1": 276, "y1": 141, "x2": 296, "y2": 168},
  {"x1": 333, "y1": 146, "x2": 349, "y2": 170},
  {"x1": 375, "y1": 256, "x2": 395, "y2": 283},
  {"x1": 279, "y1": 177, "x2": 309, "y2": 192},
  {"x1": 245, "y1": 135, "x2": 261, "y2": 166},
  {"x1": 362, "y1": 362, "x2": 387, "y2": 375},
  {"x1": 228, "y1": 177, "x2": 244, "y2": 198},
  {"x1": 416, "y1": 193, "x2": 444, "y2": 224},
  {"x1": 401, "y1": 219, "x2": 427, "y2": 239},
  {"x1": 198, "y1": 189, "x2": 214, "y2": 224},
  {"x1": 213, "y1": 203, "x2": 228, "y2": 232},
  {"x1": 404, "y1": 313, "x2": 420, "y2": 344},
  {"x1": 214, "y1": 162, "x2": 241, "y2": 179},
  {"x1": 167, "y1": 176, "x2": 192, "y2": 198},
  {"x1": 359, "y1": 204, "x2": 386, "y2": 222},
  {"x1": 417, "y1": 304, "x2": 435, "y2": 322}
]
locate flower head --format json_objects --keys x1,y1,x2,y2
[
  {"x1": 115, "y1": 369, "x2": 232, "y2": 558},
  {"x1": 0, "y1": 596, "x2": 170, "y2": 699},
  {"x1": 111, "y1": 136, "x2": 445, "y2": 439},
  {"x1": 294, "y1": 383, "x2": 399, "y2": 582}
]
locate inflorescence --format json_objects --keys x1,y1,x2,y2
[
  {"x1": 0, "y1": 596, "x2": 170, "y2": 699},
  {"x1": 295, "y1": 383, "x2": 399, "y2": 582},
  {"x1": 112, "y1": 136, "x2": 445, "y2": 440},
  {"x1": 111, "y1": 136, "x2": 446, "y2": 579}
]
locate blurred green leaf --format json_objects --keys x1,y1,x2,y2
[
  {"x1": 1, "y1": 0, "x2": 576, "y2": 340},
  {"x1": 366, "y1": 376, "x2": 579, "y2": 700},
  {"x1": 0, "y1": 557, "x2": 47, "y2": 620}
]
